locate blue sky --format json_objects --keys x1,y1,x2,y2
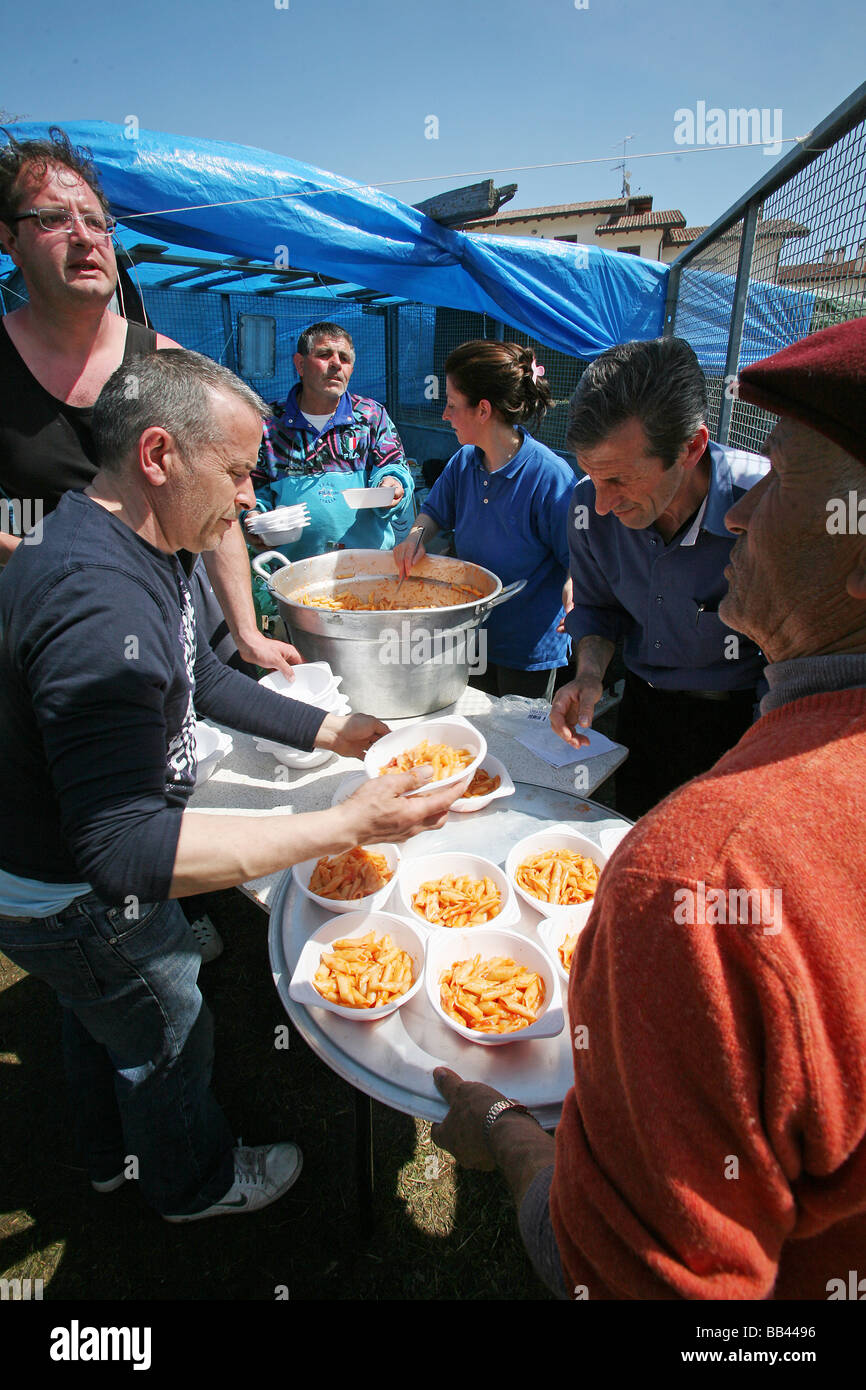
[{"x1": 2, "y1": 0, "x2": 862, "y2": 230}]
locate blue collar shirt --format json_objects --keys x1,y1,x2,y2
[
  {"x1": 423, "y1": 430, "x2": 575, "y2": 670},
  {"x1": 565, "y1": 441, "x2": 769, "y2": 691}
]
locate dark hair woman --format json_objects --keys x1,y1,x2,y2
[{"x1": 393, "y1": 340, "x2": 575, "y2": 698}]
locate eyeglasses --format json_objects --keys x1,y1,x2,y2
[{"x1": 11, "y1": 207, "x2": 116, "y2": 238}]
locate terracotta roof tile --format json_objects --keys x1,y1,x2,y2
[
  {"x1": 596, "y1": 210, "x2": 686, "y2": 235},
  {"x1": 469, "y1": 197, "x2": 633, "y2": 224}
]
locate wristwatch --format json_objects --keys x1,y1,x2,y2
[{"x1": 482, "y1": 1098, "x2": 535, "y2": 1139}]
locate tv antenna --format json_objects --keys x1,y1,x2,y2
[{"x1": 612, "y1": 134, "x2": 635, "y2": 197}]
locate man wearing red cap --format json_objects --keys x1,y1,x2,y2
[{"x1": 432, "y1": 318, "x2": 866, "y2": 1300}]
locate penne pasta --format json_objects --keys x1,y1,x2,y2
[
  {"x1": 439, "y1": 955, "x2": 545, "y2": 1034},
  {"x1": 308, "y1": 847, "x2": 393, "y2": 900},
  {"x1": 515, "y1": 849, "x2": 600, "y2": 906},
  {"x1": 411, "y1": 874, "x2": 502, "y2": 926},
  {"x1": 313, "y1": 932, "x2": 415, "y2": 1010},
  {"x1": 378, "y1": 740, "x2": 475, "y2": 781}
]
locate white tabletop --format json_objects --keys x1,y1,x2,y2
[
  {"x1": 269, "y1": 781, "x2": 634, "y2": 1124},
  {"x1": 188, "y1": 686, "x2": 628, "y2": 911}
]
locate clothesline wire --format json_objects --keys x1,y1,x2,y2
[{"x1": 117, "y1": 137, "x2": 805, "y2": 222}]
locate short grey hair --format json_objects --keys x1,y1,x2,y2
[
  {"x1": 92, "y1": 348, "x2": 268, "y2": 472},
  {"x1": 296, "y1": 321, "x2": 355, "y2": 358}
]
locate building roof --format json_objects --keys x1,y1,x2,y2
[
  {"x1": 596, "y1": 210, "x2": 686, "y2": 235},
  {"x1": 668, "y1": 225, "x2": 706, "y2": 245},
  {"x1": 467, "y1": 195, "x2": 653, "y2": 226},
  {"x1": 777, "y1": 258, "x2": 866, "y2": 285},
  {"x1": 670, "y1": 217, "x2": 811, "y2": 250}
]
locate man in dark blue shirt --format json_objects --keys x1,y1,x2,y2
[{"x1": 551, "y1": 338, "x2": 768, "y2": 818}]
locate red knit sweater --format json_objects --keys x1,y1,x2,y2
[{"x1": 550, "y1": 688, "x2": 866, "y2": 1299}]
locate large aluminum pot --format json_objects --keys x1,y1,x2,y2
[{"x1": 251, "y1": 549, "x2": 525, "y2": 717}]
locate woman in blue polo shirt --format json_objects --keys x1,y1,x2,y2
[{"x1": 393, "y1": 340, "x2": 575, "y2": 698}]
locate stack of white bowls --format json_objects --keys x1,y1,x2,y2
[
  {"x1": 194, "y1": 721, "x2": 234, "y2": 784},
  {"x1": 255, "y1": 662, "x2": 350, "y2": 769},
  {"x1": 245, "y1": 504, "x2": 311, "y2": 547}
]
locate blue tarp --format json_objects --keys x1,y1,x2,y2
[
  {"x1": 674, "y1": 265, "x2": 817, "y2": 373},
  {"x1": 4, "y1": 122, "x2": 668, "y2": 359}
]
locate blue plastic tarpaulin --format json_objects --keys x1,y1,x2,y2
[
  {"x1": 4, "y1": 121, "x2": 668, "y2": 359},
  {"x1": 674, "y1": 265, "x2": 817, "y2": 373}
]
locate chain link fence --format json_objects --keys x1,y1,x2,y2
[
  {"x1": 394, "y1": 304, "x2": 587, "y2": 455},
  {"x1": 668, "y1": 82, "x2": 866, "y2": 454}
]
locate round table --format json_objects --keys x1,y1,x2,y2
[{"x1": 268, "y1": 782, "x2": 632, "y2": 1125}]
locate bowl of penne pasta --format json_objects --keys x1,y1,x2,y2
[
  {"x1": 449, "y1": 754, "x2": 515, "y2": 813},
  {"x1": 399, "y1": 851, "x2": 518, "y2": 931},
  {"x1": 363, "y1": 716, "x2": 485, "y2": 797},
  {"x1": 289, "y1": 912, "x2": 426, "y2": 1020},
  {"x1": 293, "y1": 843, "x2": 401, "y2": 914},
  {"x1": 505, "y1": 827, "x2": 607, "y2": 926},
  {"x1": 537, "y1": 912, "x2": 591, "y2": 985},
  {"x1": 424, "y1": 927, "x2": 563, "y2": 1045}
]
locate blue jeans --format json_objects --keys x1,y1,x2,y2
[{"x1": 0, "y1": 892, "x2": 234, "y2": 1215}]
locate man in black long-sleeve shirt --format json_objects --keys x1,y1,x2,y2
[{"x1": 0, "y1": 350, "x2": 463, "y2": 1221}]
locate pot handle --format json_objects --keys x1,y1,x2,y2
[
  {"x1": 473, "y1": 578, "x2": 527, "y2": 617},
  {"x1": 251, "y1": 550, "x2": 292, "y2": 581}
]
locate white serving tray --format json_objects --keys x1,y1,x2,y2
[{"x1": 268, "y1": 781, "x2": 632, "y2": 1123}]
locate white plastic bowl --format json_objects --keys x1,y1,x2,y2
[
  {"x1": 341, "y1": 486, "x2": 396, "y2": 509},
  {"x1": 246, "y1": 506, "x2": 311, "y2": 546},
  {"x1": 289, "y1": 911, "x2": 426, "y2": 1021},
  {"x1": 449, "y1": 753, "x2": 516, "y2": 814},
  {"x1": 255, "y1": 742, "x2": 334, "y2": 770},
  {"x1": 399, "y1": 851, "x2": 519, "y2": 931},
  {"x1": 537, "y1": 911, "x2": 593, "y2": 986},
  {"x1": 194, "y1": 721, "x2": 233, "y2": 784},
  {"x1": 364, "y1": 716, "x2": 485, "y2": 798},
  {"x1": 424, "y1": 927, "x2": 563, "y2": 1046},
  {"x1": 247, "y1": 504, "x2": 308, "y2": 527},
  {"x1": 256, "y1": 663, "x2": 349, "y2": 769},
  {"x1": 329, "y1": 770, "x2": 371, "y2": 806},
  {"x1": 506, "y1": 826, "x2": 607, "y2": 926},
  {"x1": 258, "y1": 663, "x2": 341, "y2": 706},
  {"x1": 293, "y1": 843, "x2": 401, "y2": 914}
]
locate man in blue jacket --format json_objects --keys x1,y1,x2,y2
[{"x1": 251, "y1": 321, "x2": 414, "y2": 559}]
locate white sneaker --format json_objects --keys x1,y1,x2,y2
[
  {"x1": 91, "y1": 1172, "x2": 125, "y2": 1193},
  {"x1": 189, "y1": 914, "x2": 224, "y2": 963},
  {"x1": 162, "y1": 1143, "x2": 303, "y2": 1223}
]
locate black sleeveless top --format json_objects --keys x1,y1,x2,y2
[{"x1": 0, "y1": 318, "x2": 158, "y2": 508}]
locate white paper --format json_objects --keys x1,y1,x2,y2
[{"x1": 513, "y1": 718, "x2": 618, "y2": 767}]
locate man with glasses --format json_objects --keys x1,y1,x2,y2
[
  {"x1": 0, "y1": 127, "x2": 303, "y2": 961},
  {"x1": 0, "y1": 126, "x2": 299, "y2": 682}
]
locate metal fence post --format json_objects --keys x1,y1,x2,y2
[
  {"x1": 384, "y1": 305, "x2": 399, "y2": 418},
  {"x1": 663, "y1": 263, "x2": 682, "y2": 339},
  {"x1": 220, "y1": 295, "x2": 237, "y2": 372},
  {"x1": 716, "y1": 199, "x2": 760, "y2": 445}
]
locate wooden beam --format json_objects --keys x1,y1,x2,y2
[{"x1": 414, "y1": 180, "x2": 518, "y2": 227}]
